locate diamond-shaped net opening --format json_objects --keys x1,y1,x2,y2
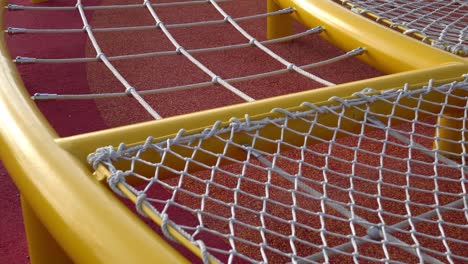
[{"x1": 89, "y1": 77, "x2": 468, "y2": 263}]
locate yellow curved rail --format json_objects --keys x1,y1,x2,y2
[{"x1": 1, "y1": 0, "x2": 467, "y2": 263}]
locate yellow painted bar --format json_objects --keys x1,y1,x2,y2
[
  {"x1": 21, "y1": 196, "x2": 73, "y2": 264},
  {"x1": 58, "y1": 62, "x2": 468, "y2": 163},
  {"x1": 267, "y1": 0, "x2": 293, "y2": 39},
  {"x1": 0, "y1": 68, "x2": 189, "y2": 263}
]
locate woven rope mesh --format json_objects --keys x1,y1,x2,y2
[
  {"x1": 89, "y1": 78, "x2": 468, "y2": 263},
  {"x1": 335, "y1": 0, "x2": 468, "y2": 55},
  {"x1": 10, "y1": 0, "x2": 366, "y2": 122}
]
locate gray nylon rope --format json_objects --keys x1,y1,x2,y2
[
  {"x1": 31, "y1": 47, "x2": 364, "y2": 100},
  {"x1": 143, "y1": 0, "x2": 255, "y2": 102},
  {"x1": 75, "y1": 0, "x2": 162, "y2": 119},
  {"x1": 7, "y1": 7, "x2": 294, "y2": 35}
]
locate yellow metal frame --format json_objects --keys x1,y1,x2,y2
[{"x1": 0, "y1": 0, "x2": 467, "y2": 263}]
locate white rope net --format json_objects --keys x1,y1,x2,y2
[
  {"x1": 334, "y1": 0, "x2": 468, "y2": 56},
  {"x1": 89, "y1": 77, "x2": 468, "y2": 263}
]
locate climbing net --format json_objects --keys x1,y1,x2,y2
[
  {"x1": 8, "y1": 0, "x2": 367, "y2": 121},
  {"x1": 6, "y1": 0, "x2": 468, "y2": 263},
  {"x1": 89, "y1": 77, "x2": 468, "y2": 263},
  {"x1": 335, "y1": 0, "x2": 468, "y2": 55}
]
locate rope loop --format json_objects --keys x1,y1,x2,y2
[
  {"x1": 136, "y1": 192, "x2": 148, "y2": 217},
  {"x1": 107, "y1": 170, "x2": 129, "y2": 197}
]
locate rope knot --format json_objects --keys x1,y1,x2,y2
[{"x1": 87, "y1": 146, "x2": 122, "y2": 169}]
